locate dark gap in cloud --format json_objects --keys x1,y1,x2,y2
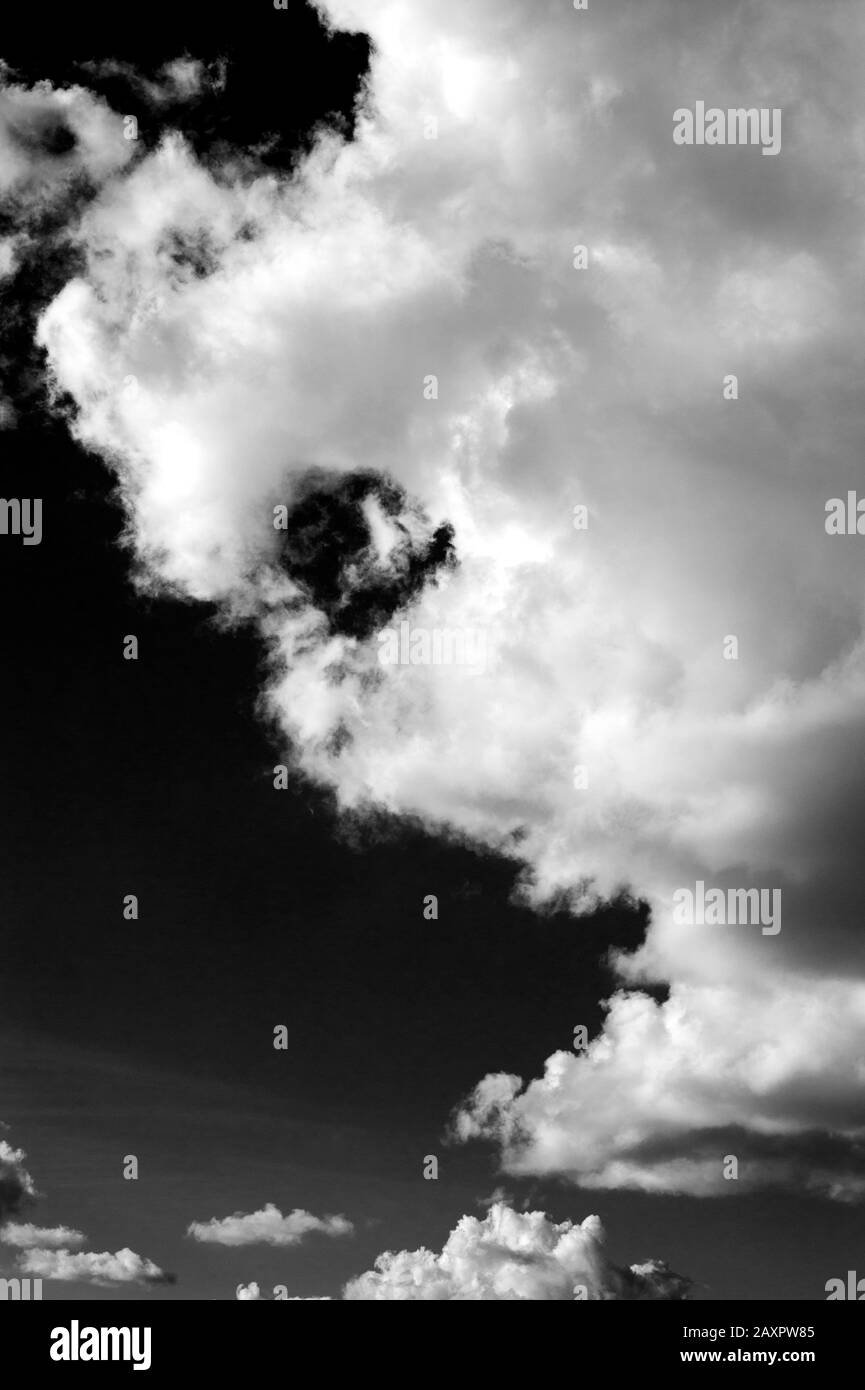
[
  {"x1": 276, "y1": 469, "x2": 457, "y2": 641},
  {"x1": 9, "y1": 114, "x2": 77, "y2": 156},
  {"x1": 614, "y1": 1126, "x2": 865, "y2": 1193},
  {"x1": 0, "y1": 198, "x2": 88, "y2": 423},
  {"x1": 0, "y1": 1148, "x2": 35, "y2": 1225},
  {"x1": 631, "y1": 981, "x2": 671, "y2": 1006},
  {"x1": 41, "y1": 121, "x2": 76, "y2": 155},
  {"x1": 2, "y1": 4, "x2": 370, "y2": 173},
  {"x1": 0, "y1": 8, "x2": 370, "y2": 426},
  {"x1": 164, "y1": 227, "x2": 220, "y2": 279},
  {"x1": 0, "y1": 1174, "x2": 33, "y2": 1224},
  {"x1": 512, "y1": 885, "x2": 661, "y2": 996}
]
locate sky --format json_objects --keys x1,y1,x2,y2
[{"x1": 1, "y1": 0, "x2": 864, "y2": 1301}]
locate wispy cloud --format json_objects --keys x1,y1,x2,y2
[
  {"x1": 188, "y1": 1204, "x2": 353, "y2": 1247},
  {"x1": 18, "y1": 1246, "x2": 175, "y2": 1286},
  {"x1": 1, "y1": 1222, "x2": 86, "y2": 1249}
]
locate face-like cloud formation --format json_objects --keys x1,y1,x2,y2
[
  {"x1": 13, "y1": 0, "x2": 865, "y2": 1198},
  {"x1": 0, "y1": 67, "x2": 134, "y2": 205},
  {"x1": 18, "y1": 1246, "x2": 175, "y2": 1286},
  {"x1": 342, "y1": 1202, "x2": 689, "y2": 1300},
  {"x1": 188, "y1": 1204, "x2": 353, "y2": 1247},
  {"x1": 1, "y1": 1222, "x2": 86, "y2": 1248},
  {"x1": 0, "y1": 1140, "x2": 37, "y2": 1223}
]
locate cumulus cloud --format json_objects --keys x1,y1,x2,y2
[
  {"x1": 454, "y1": 991, "x2": 865, "y2": 1201},
  {"x1": 342, "y1": 1202, "x2": 690, "y2": 1300},
  {"x1": 13, "y1": 0, "x2": 865, "y2": 1198},
  {"x1": 18, "y1": 1246, "x2": 175, "y2": 1286},
  {"x1": 233, "y1": 1203, "x2": 688, "y2": 1300},
  {"x1": 236, "y1": 1280, "x2": 263, "y2": 1300},
  {"x1": 188, "y1": 1204, "x2": 354, "y2": 1247},
  {"x1": 1, "y1": 1222, "x2": 86, "y2": 1249}
]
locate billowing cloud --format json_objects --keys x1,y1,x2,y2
[
  {"x1": 233, "y1": 1203, "x2": 688, "y2": 1301},
  {"x1": 1, "y1": 1222, "x2": 86, "y2": 1249},
  {"x1": 188, "y1": 1204, "x2": 354, "y2": 1247},
  {"x1": 9, "y1": 0, "x2": 865, "y2": 1199},
  {"x1": 454, "y1": 983, "x2": 865, "y2": 1200},
  {"x1": 18, "y1": 1246, "x2": 175, "y2": 1286},
  {"x1": 342, "y1": 1202, "x2": 690, "y2": 1300}
]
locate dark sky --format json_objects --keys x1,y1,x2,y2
[{"x1": 1, "y1": 0, "x2": 863, "y2": 1302}]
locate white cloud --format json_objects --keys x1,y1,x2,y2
[
  {"x1": 0, "y1": 1137, "x2": 170, "y2": 1285},
  {"x1": 0, "y1": 1222, "x2": 86, "y2": 1249},
  {"x1": 342, "y1": 1201, "x2": 689, "y2": 1300},
  {"x1": 455, "y1": 979, "x2": 865, "y2": 1199},
  {"x1": 22, "y1": 0, "x2": 865, "y2": 1198},
  {"x1": 236, "y1": 1280, "x2": 262, "y2": 1300},
  {"x1": 188, "y1": 1204, "x2": 354, "y2": 1247},
  {"x1": 18, "y1": 1246, "x2": 174, "y2": 1286},
  {"x1": 234, "y1": 1202, "x2": 689, "y2": 1300}
]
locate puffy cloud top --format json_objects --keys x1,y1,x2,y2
[{"x1": 342, "y1": 1202, "x2": 690, "y2": 1300}]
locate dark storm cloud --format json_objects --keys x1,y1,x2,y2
[{"x1": 0, "y1": 1139, "x2": 37, "y2": 1223}]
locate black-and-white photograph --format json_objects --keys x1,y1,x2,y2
[{"x1": 1, "y1": 0, "x2": 863, "y2": 1366}]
